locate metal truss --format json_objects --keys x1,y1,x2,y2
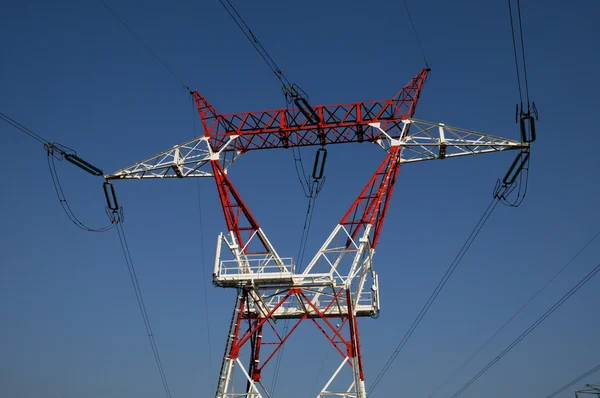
[
  {"x1": 105, "y1": 119, "x2": 525, "y2": 181},
  {"x1": 215, "y1": 286, "x2": 366, "y2": 398},
  {"x1": 107, "y1": 135, "x2": 241, "y2": 179},
  {"x1": 106, "y1": 69, "x2": 427, "y2": 180},
  {"x1": 376, "y1": 119, "x2": 527, "y2": 163},
  {"x1": 191, "y1": 69, "x2": 428, "y2": 152},
  {"x1": 106, "y1": 68, "x2": 530, "y2": 398},
  {"x1": 577, "y1": 384, "x2": 600, "y2": 397}
]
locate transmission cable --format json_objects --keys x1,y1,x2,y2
[
  {"x1": 217, "y1": 0, "x2": 317, "y2": 109},
  {"x1": 2, "y1": 111, "x2": 115, "y2": 232},
  {"x1": 114, "y1": 220, "x2": 174, "y2": 398},
  {"x1": 546, "y1": 363, "x2": 600, "y2": 398},
  {"x1": 429, "y1": 229, "x2": 600, "y2": 397},
  {"x1": 47, "y1": 149, "x2": 117, "y2": 232},
  {"x1": 449, "y1": 257, "x2": 600, "y2": 398},
  {"x1": 217, "y1": 0, "x2": 290, "y2": 95},
  {"x1": 368, "y1": 196, "x2": 500, "y2": 395},
  {"x1": 508, "y1": 0, "x2": 535, "y2": 118},
  {"x1": 99, "y1": 0, "x2": 190, "y2": 90},
  {"x1": 1, "y1": 111, "x2": 49, "y2": 144}
]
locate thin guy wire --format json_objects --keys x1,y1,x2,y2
[
  {"x1": 450, "y1": 258, "x2": 600, "y2": 398},
  {"x1": 191, "y1": 98, "x2": 214, "y2": 392},
  {"x1": 1, "y1": 111, "x2": 49, "y2": 144},
  {"x1": 311, "y1": 351, "x2": 329, "y2": 396},
  {"x1": 99, "y1": 0, "x2": 189, "y2": 90},
  {"x1": 115, "y1": 222, "x2": 173, "y2": 398},
  {"x1": 403, "y1": 0, "x2": 429, "y2": 68},
  {"x1": 368, "y1": 197, "x2": 500, "y2": 394},
  {"x1": 508, "y1": 0, "x2": 524, "y2": 109},
  {"x1": 429, "y1": 229, "x2": 600, "y2": 397},
  {"x1": 546, "y1": 363, "x2": 600, "y2": 398}
]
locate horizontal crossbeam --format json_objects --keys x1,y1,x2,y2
[{"x1": 105, "y1": 119, "x2": 526, "y2": 180}]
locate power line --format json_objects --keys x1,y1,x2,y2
[
  {"x1": 507, "y1": 0, "x2": 534, "y2": 116},
  {"x1": 429, "y1": 229, "x2": 600, "y2": 397},
  {"x1": 546, "y1": 364, "x2": 600, "y2": 398},
  {"x1": 217, "y1": 0, "x2": 318, "y2": 108},
  {"x1": 47, "y1": 150, "x2": 116, "y2": 232},
  {"x1": 507, "y1": 0, "x2": 524, "y2": 110},
  {"x1": 217, "y1": 0, "x2": 291, "y2": 91},
  {"x1": 115, "y1": 221, "x2": 174, "y2": 398},
  {"x1": 1, "y1": 111, "x2": 49, "y2": 145},
  {"x1": 2, "y1": 111, "x2": 113, "y2": 231},
  {"x1": 449, "y1": 257, "x2": 600, "y2": 398},
  {"x1": 516, "y1": 0, "x2": 531, "y2": 109},
  {"x1": 99, "y1": 0, "x2": 189, "y2": 90},
  {"x1": 368, "y1": 196, "x2": 500, "y2": 395}
]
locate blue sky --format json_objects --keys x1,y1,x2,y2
[{"x1": 1, "y1": 1, "x2": 599, "y2": 397}]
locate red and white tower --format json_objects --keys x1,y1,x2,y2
[{"x1": 107, "y1": 69, "x2": 528, "y2": 397}]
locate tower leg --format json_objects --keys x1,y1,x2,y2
[
  {"x1": 216, "y1": 290, "x2": 248, "y2": 398},
  {"x1": 347, "y1": 290, "x2": 366, "y2": 398}
]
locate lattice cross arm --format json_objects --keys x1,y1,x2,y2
[
  {"x1": 105, "y1": 135, "x2": 241, "y2": 180},
  {"x1": 372, "y1": 118, "x2": 529, "y2": 164}
]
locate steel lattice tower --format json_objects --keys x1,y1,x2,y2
[{"x1": 107, "y1": 69, "x2": 529, "y2": 397}]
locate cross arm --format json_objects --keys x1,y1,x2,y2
[
  {"x1": 104, "y1": 118, "x2": 526, "y2": 180},
  {"x1": 372, "y1": 119, "x2": 528, "y2": 164}
]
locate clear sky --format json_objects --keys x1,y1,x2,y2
[{"x1": 1, "y1": 1, "x2": 599, "y2": 397}]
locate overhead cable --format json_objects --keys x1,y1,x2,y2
[
  {"x1": 368, "y1": 196, "x2": 500, "y2": 395},
  {"x1": 507, "y1": 0, "x2": 536, "y2": 118},
  {"x1": 115, "y1": 221, "x2": 174, "y2": 398},
  {"x1": 2, "y1": 111, "x2": 49, "y2": 145},
  {"x1": 47, "y1": 150, "x2": 117, "y2": 232},
  {"x1": 429, "y1": 229, "x2": 600, "y2": 397},
  {"x1": 217, "y1": 0, "x2": 317, "y2": 110},
  {"x1": 449, "y1": 258, "x2": 600, "y2": 398},
  {"x1": 2, "y1": 111, "x2": 113, "y2": 231},
  {"x1": 546, "y1": 365, "x2": 600, "y2": 398}
]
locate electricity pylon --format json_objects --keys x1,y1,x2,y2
[{"x1": 106, "y1": 69, "x2": 529, "y2": 397}]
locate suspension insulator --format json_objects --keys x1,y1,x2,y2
[
  {"x1": 520, "y1": 115, "x2": 536, "y2": 143},
  {"x1": 294, "y1": 97, "x2": 320, "y2": 125},
  {"x1": 503, "y1": 151, "x2": 530, "y2": 185},
  {"x1": 103, "y1": 182, "x2": 120, "y2": 211},
  {"x1": 64, "y1": 154, "x2": 104, "y2": 176},
  {"x1": 312, "y1": 147, "x2": 328, "y2": 180}
]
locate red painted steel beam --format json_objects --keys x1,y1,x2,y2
[
  {"x1": 340, "y1": 145, "x2": 402, "y2": 249},
  {"x1": 211, "y1": 160, "x2": 272, "y2": 254},
  {"x1": 192, "y1": 69, "x2": 429, "y2": 153}
]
